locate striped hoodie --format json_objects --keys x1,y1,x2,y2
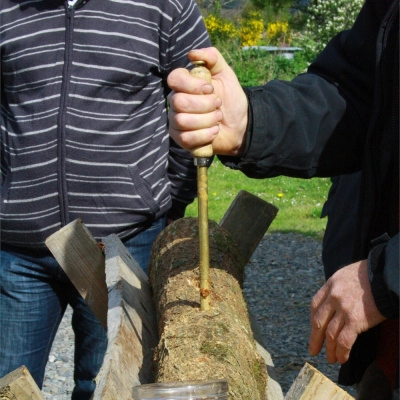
[{"x1": 1, "y1": 0, "x2": 210, "y2": 248}]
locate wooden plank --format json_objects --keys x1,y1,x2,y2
[
  {"x1": 255, "y1": 341, "x2": 284, "y2": 400},
  {"x1": 249, "y1": 306, "x2": 284, "y2": 400},
  {"x1": 45, "y1": 219, "x2": 107, "y2": 329},
  {"x1": 92, "y1": 234, "x2": 158, "y2": 399},
  {"x1": 285, "y1": 363, "x2": 355, "y2": 400},
  {"x1": 219, "y1": 191, "x2": 281, "y2": 398},
  {"x1": 220, "y1": 190, "x2": 278, "y2": 267},
  {"x1": 0, "y1": 365, "x2": 45, "y2": 400},
  {"x1": 254, "y1": 340, "x2": 284, "y2": 400}
]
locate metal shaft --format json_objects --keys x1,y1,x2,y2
[
  {"x1": 197, "y1": 162, "x2": 210, "y2": 310},
  {"x1": 190, "y1": 61, "x2": 213, "y2": 310}
]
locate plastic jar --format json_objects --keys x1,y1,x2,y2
[{"x1": 132, "y1": 379, "x2": 229, "y2": 399}]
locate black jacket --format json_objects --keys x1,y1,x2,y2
[{"x1": 221, "y1": 0, "x2": 399, "y2": 384}]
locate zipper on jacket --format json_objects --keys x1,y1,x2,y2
[
  {"x1": 67, "y1": 0, "x2": 87, "y2": 14},
  {"x1": 57, "y1": 3, "x2": 77, "y2": 226}
]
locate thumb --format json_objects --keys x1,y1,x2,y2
[{"x1": 188, "y1": 47, "x2": 228, "y2": 77}]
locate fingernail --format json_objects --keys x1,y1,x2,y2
[
  {"x1": 202, "y1": 84, "x2": 214, "y2": 94},
  {"x1": 215, "y1": 97, "x2": 222, "y2": 108}
]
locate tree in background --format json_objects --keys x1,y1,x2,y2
[
  {"x1": 197, "y1": 0, "x2": 243, "y2": 16},
  {"x1": 301, "y1": 0, "x2": 364, "y2": 59}
]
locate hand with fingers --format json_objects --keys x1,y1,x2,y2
[
  {"x1": 308, "y1": 260, "x2": 387, "y2": 364},
  {"x1": 167, "y1": 47, "x2": 249, "y2": 157}
]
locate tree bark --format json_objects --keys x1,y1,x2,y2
[{"x1": 149, "y1": 217, "x2": 268, "y2": 399}]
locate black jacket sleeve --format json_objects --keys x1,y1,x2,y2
[
  {"x1": 368, "y1": 233, "x2": 399, "y2": 318},
  {"x1": 220, "y1": 0, "x2": 381, "y2": 179}
]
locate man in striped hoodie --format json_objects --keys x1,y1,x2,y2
[{"x1": 0, "y1": 0, "x2": 210, "y2": 397}]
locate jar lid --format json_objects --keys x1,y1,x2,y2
[{"x1": 132, "y1": 379, "x2": 229, "y2": 399}]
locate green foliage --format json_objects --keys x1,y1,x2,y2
[
  {"x1": 185, "y1": 160, "x2": 330, "y2": 239},
  {"x1": 238, "y1": 11, "x2": 265, "y2": 46},
  {"x1": 250, "y1": 0, "x2": 267, "y2": 11},
  {"x1": 300, "y1": 0, "x2": 364, "y2": 60},
  {"x1": 217, "y1": 43, "x2": 308, "y2": 86},
  {"x1": 266, "y1": 20, "x2": 290, "y2": 45},
  {"x1": 204, "y1": 14, "x2": 238, "y2": 44},
  {"x1": 205, "y1": 10, "x2": 266, "y2": 47},
  {"x1": 250, "y1": 0, "x2": 293, "y2": 16}
]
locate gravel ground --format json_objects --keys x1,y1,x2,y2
[
  {"x1": 243, "y1": 232, "x2": 356, "y2": 397},
  {"x1": 42, "y1": 232, "x2": 357, "y2": 398}
]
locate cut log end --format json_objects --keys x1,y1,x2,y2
[
  {"x1": 285, "y1": 363, "x2": 355, "y2": 400},
  {"x1": 0, "y1": 365, "x2": 45, "y2": 400}
]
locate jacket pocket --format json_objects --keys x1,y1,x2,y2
[{"x1": 127, "y1": 164, "x2": 160, "y2": 217}]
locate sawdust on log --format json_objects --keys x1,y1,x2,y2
[{"x1": 149, "y1": 218, "x2": 268, "y2": 399}]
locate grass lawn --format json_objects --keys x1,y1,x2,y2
[{"x1": 185, "y1": 159, "x2": 331, "y2": 240}]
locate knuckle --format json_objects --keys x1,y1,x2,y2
[
  {"x1": 179, "y1": 132, "x2": 194, "y2": 148},
  {"x1": 310, "y1": 297, "x2": 319, "y2": 311},
  {"x1": 337, "y1": 333, "x2": 354, "y2": 352},
  {"x1": 325, "y1": 328, "x2": 336, "y2": 341},
  {"x1": 172, "y1": 113, "x2": 185, "y2": 129},
  {"x1": 311, "y1": 315, "x2": 324, "y2": 330}
]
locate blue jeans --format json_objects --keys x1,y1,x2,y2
[{"x1": 0, "y1": 216, "x2": 166, "y2": 399}]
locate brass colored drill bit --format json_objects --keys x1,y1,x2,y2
[{"x1": 190, "y1": 61, "x2": 213, "y2": 310}]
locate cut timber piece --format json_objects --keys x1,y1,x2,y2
[
  {"x1": 255, "y1": 342, "x2": 284, "y2": 400},
  {"x1": 149, "y1": 218, "x2": 268, "y2": 400},
  {"x1": 45, "y1": 219, "x2": 107, "y2": 329},
  {"x1": 221, "y1": 190, "x2": 282, "y2": 399},
  {"x1": 0, "y1": 365, "x2": 45, "y2": 400},
  {"x1": 285, "y1": 363, "x2": 355, "y2": 400},
  {"x1": 220, "y1": 190, "x2": 278, "y2": 267},
  {"x1": 92, "y1": 234, "x2": 158, "y2": 399}
]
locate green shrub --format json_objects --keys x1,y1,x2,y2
[
  {"x1": 215, "y1": 42, "x2": 308, "y2": 86},
  {"x1": 301, "y1": 0, "x2": 364, "y2": 61},
  {"x1": 204, "y1": 14, "x2": 238, "y2": 44}
]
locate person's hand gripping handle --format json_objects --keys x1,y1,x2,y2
[
  {"x1": 190, "y1": 61, "x2": 214, "y2": 159},
  {"x1": 190, "y1": 61, "x2": 213, "y2": 311}
]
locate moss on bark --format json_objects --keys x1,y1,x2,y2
[{"x1": 149, "y1": 218, "x2": 268, "y2": 399}]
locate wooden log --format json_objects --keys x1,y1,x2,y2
[
  {"x1": 0, "y1": 365, "x2": 45, "y2": 400},
  {"x1": 149, "y1": 217, "x2": 268, "y2": 399},
  {"x1": 284, "y1": 363, "x2": 355, "y2": 400},
  {"x1": 220, "y1": 190, "x2": 278, "y2": 267},
  {"x1": 45, "y1": 219, "x2": 107, "y2": 329},
  {"x1": 44, "y1": 191, "x2": 280, "y2": 398},
  {"x1": 221, "y1": 190, "x2": 283, "y2": 399},
  {"x1": 92, "y1": 234, "x2": 158, "y2": 399}
]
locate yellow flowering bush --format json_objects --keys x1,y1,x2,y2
[
  {"x1": 267, "y1": 20, "x2": 290, "y2": 46},
  {"x1": 204, "y1": 14, "x2": 238, "y2": 44},
  {"x1": 204, "y1": 11, "x2": 266, "y2": 47},
  {"x1": 239, "y1": 11, "x2": 264, "y2": 46}
]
